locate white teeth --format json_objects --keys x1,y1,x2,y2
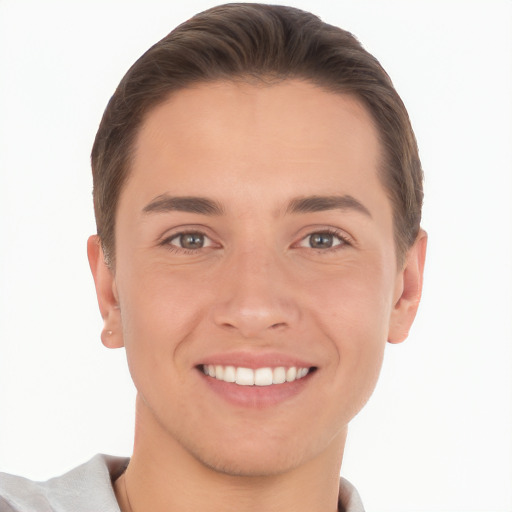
[
  {"x1": 254, "y1": 368, "x2": 273, "y2": 386},
  {"x1": 215, "y1": 365, "x2": 224, "y2": 380},
  {"x1": 236, "y1": 367, "x2": 254, "y2": 386},
  {"x1": 202, "y1": 365, "x2": 311, "y2": 386},
  {"x1": 286, "y1": 367, "x2": 297, "y2": 382},
  {"x1": 223, "y1": 366, "x2": 236, "y2": 383},
  {"x1": 272, "y1": 366, "x2": 286, "y2": 384}
]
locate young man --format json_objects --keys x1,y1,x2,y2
[{"x1": 0, "y1": 4, "x2": 426, "y2": 511}]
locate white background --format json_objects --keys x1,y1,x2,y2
[{"x1": 0, "y1": 1, "x2": 511, "y2": 511}]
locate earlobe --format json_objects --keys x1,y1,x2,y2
[
  {"x1": 87, "y1": 235, "x2": 124, "y2": 349},
  {"x1": 388, "y1": 229, "x2": 427, "y2": 344}
]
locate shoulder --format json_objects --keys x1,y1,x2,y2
[
  {"x1": 0, "y1": 454, "x2": 129, "y2": 512},
  {"x1": 338, "y1": 477, "x2": 365, "y2": 512}
]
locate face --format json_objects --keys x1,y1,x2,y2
[{"x1": 89, "y1": 80, "x2": 425, "y2": 477}]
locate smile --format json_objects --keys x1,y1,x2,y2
[{"x1": 201, "y1": 365, "x2": 312, "y2": 386}]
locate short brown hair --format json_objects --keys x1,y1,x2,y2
[{"x1": 91, "y1": 3, "x2": 423, "y2": 266}]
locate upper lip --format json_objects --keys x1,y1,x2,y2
[{"x1": 195, "y1": 351, "x2": 317, "y2": 369}]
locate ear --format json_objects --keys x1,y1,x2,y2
[
  {"x1": 388, "y1": 229, "x2": 427, "y2": 344},
  {"x1": 87, "y1": 235, "x2": 124, "y2": 348}
]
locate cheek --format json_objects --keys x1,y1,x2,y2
[
  {"x1": 304, "y1": 265, "x2": 393, "y2": 407},
  {"x1": 115, "y1": 261, "x2": 210, "y2": 383},
  {"x1": 119, "y1": 257, "x2": 208, "y2": 327},
  {"x1": 305, "y1": 261, "x2": 395, "y2": 341}
]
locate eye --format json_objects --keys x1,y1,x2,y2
[
  {"x1": 166, "y1": 232, "x2": 214, "y2": 250},
  {"x1": 298, "y1": 230, "x2": 348, "y2": 249}
]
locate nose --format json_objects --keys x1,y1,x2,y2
[{"x1": 211, "y1": 247, "x2": 300, "y2": 338}]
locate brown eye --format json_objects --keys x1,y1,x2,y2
[
  {"x1": 297, "y1": 230, "x2": 347, "y2": 250},
  {"x1": 178, "y1": 233, "x2": 205, "y2": 249},
  {"x1": 309, "y1": 232, "x2": 335, "y2": 249},
  {"x1": 166, "y1": 232, "x2": 213, "y2": 250}
]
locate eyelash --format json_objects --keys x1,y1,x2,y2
[
  {"x1": 160, "y1": 231, "x2": 215, "y2": 255},
  {"x1": 160, "y1": 228, "x2": 352, "y2": 254},
  {"x1": 298, "y1": 228, "x2": 351, "y2": 252}
]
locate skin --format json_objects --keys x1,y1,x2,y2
[{"x1": 88, "y1": 80, "x2": 426, "y2": 512}]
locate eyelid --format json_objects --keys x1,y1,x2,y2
[
  {"x1": 157, "y1": 225, "x2": 220, "y2": 249},
  {"x1": 169, "y1": 231, "x2": 215, "y2": 248},
  {"x1": 294, "y1": 226, "x2": 354, "y2": 249},
  {"x1": 157, "y1": 224, "x2": 354, "y2": 252}
]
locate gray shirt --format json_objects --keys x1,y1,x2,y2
[{"x1": 0, "y1": 454, "x2": 365, "y2": 512}]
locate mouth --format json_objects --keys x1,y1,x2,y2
[
  {"x1": 195, "y1": 354, "x2": 318, "y2": 407},
  {"x1": 199, "y1": 364, "x2": 315, "y2": 386}
]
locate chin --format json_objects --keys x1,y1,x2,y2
[
  {"x1": 183, "y1": 426, "x2": 339, "y2": 479},
  {"x1": 193, "y1": 446, "x2": 306, "y2": 478}
]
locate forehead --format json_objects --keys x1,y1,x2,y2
[
  {"x1": 125, "y1": 79, "x2": 388, "y2": 218},
  {"x1": 136, "y1": 80, "x2": 379, "y2": 160}
]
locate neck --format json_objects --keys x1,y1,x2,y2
[{"x1": 115, "y1": 395, "x2": 346, "y2": 512}]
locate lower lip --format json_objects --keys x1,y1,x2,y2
[{"x1": 198, "y1": 370, "x2": 313, "y2": 408}]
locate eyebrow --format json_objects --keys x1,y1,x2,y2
[
  {"x1": 286, "y1": 195, "x2": 372, "y2": 217},
  {"x1": 142, "y1": 195, "x2": 224, "y2": 216},
  {"x1": 142, "y1": 193, "x2": 371, "y2": 218}
]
